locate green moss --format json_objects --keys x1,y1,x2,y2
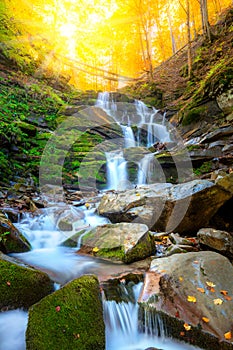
[
  {"x1": 0, "y1": 254, "x2": 54, "y2": 309},
  {"x1": 26, "y1": 275, "x2": 105, "y2": 350},
  {"x1": 194, "y1": 161, "x2": 213, "y2": 176},
  {"x1": 182, "y1": 106, "x2": 207, "y2": 126},
  {"x1": 95, "y1": 247, "x2": 125, "y2": 261},
  {"x1": 123, "y1": 233, "x2": 154, "y2": 264}
]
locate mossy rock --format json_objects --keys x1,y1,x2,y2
[
  {"x1": 15, "y1": 121, "x2": 38, "y2": 136},
  {"x1": 0, "y1": 253, "x2": 54, "y2": 310},
  {"x1": 0, "y1": 211, "x2": 31, "y2": 253},
  {"x1": 80, "y1": 223, "x2": 154, "y2": 264},
  {"x1": 26, "y1": 275, "x2": 105, "y2": 350}
]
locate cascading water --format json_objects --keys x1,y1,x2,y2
[
  {"x1": 104, "y1": 282, "x2": 202, "y2": 350},
  {"x1": 105, "y1": 150, "x2": 129, "y2": 190},
  {"x1": 95, "y1": 92, "x2": 171, "y2": 190}
]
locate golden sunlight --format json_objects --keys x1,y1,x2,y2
[{"x1": 5, "y1": 0, "x2": 232, "y2": 90}]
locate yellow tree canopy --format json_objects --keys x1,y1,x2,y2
[{"x1": 1, "y1": 0, "x2": 231, "y2": 90}]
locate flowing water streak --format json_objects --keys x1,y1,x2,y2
[
  {"x1": 0, "y1": 310, "x2": 28, "y2": 350},
  {"x1": 137, "y1": 153, "x2": 156, "y2": 185},
  {"x1": 104, "y1": 282, "x2": 203, "y2": 350}
]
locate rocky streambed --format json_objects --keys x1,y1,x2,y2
[{"x1": 0, "y1": 172, "x2": 233, "y2": 349}]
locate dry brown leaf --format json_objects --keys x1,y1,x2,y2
[
  {"x1": 213, "y1": 298, "x2": 223, "y2": 305},
  {"x1": 187, "y1": 295, "x2": 196, "y2": 303},
  {"x1": 224, "y1": 331, "x2": 232, "y2": 340},
  {"x1": 197, "y1": 287, "x2": 205, "y2": 293}
]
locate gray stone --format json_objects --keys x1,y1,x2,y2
[
  {"x1": 197, "y1": 228, "x2": 233, "y2": 257},
  {"x1": 78, "y1": 222, "x2": 154, "y2": 263},
  {"x1": 217, "y1": 88, "x2": 233, "y2": 114},
  {"x1": 98, "y1": 177, "x2": 233, "y2": 234}
]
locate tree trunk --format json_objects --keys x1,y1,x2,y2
[
  {"x1": 200, "y1": 0, "x2": 211, "y2": 41},
  {"x1": 186, "y1": 0, "x2": 192, "y2": 78}
]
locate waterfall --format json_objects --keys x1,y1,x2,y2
[
  {"x1": 95, "y1": 92, "x2": 172, "y2": 190},
  {"x1": 105, "y1": 150, "x2": 129, "y2": 190},
  {"x1": 104, "y1": 282, "x2": 201, "y2": 350},
  {"x1": 121, "y1": 125, "x2": 136, "y2": 148},
  {"x1": 137, "y1": 153, "x2": 155, "y2": 185}
]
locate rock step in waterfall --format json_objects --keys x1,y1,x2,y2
[{"x1": 95, "y1": 92, "x2": 171, "y2": 190}]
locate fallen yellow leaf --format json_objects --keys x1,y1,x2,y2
[
  {"x1": 184, "y1": 323, "x2": 191, "y2": 331},
  {"x1": 224, "y1": 331, "x2": 232, "y2": 340},
  {"x1": 202, "y1": 317, "x2": 210, "y2": 323},
  {"x1": 213, "y1": 298, "x2": 223, "y2": 305},
  {"x1": 85, "y1": 203, "x2": 90, "y2": 208},
  {"x1": 135, "y1": 193, "x2": 140, "y2": 196},
  {"x1": 197, "y1": 287, "x2": 205, "y2": 293},
  {"x1": 92, "y1": 246, "x2": 99, "y2": 253},
  {"x1": 187, "y1": 295, "x2": 196, "y2": 303},
  {"x1": 206, "y1": 281, "x2": 216, "y2": 287},
  {"x1": 179, "y1": 277, "x2": 183, "y2": 282}
]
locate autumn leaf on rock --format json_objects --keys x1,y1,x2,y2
[
  {"x1": 92, "y1": 247, "x2": 99, "y2": 253},
  {"x1": 213, "y1": 298, "x2": 223, "y2": 305},
  {"x1": 220, "y1": 290, "x2": 228, "y2": 296},
  {"x1": 183, "y1": 323, "x2": 191, "y2": 331},
  {"x1": 187, "y1": 295, "x2": 196, "y2": 303},
  {"x1": 224, "y1": 331, "x2": 232, "y2": 340},
  {"x1": 197, "y1": 287, "x2": 205, "y2": 293},
  {"x1": 202, "y1": 317, "x2": 210, "y2": 323},
  {"x1": 206, "y1": 281, "x2": 216, "y2": 287}
]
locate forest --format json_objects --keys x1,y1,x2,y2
[{"x1": 1, "y1": 0, "x2": 232, "y2": 90}]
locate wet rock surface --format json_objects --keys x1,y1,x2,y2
[
  {"x1": 197, "y1": 228, "x2": 233, "y2": 258},
  {"x1": 78, "y1": 223, "x2": 154, "y2": 263},
  {"x1": 139, "y1": 251, "x2": 233, "y2": 350},
  {"x1": 98, "y1": 176, "x2": 233, "y2": 234},
  {"x1": 0, "y1": 211, "x2": 31, "y2": 253}
]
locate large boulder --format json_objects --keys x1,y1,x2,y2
[
  {"x1": 139, "y1": 251, "x2": 233, "y2": 350},
  {"x1": 197, "y1": 228, "x2": 233, "y2": 258},
  {"x1": 26, "y1": 275, "x2": 105, "y2": 350},
  {"x1": 0, "y1": 211, "x2": 31, "y2": 253},
  {"x1": 78, "y1": 223, "x2": 154, "y2": 264},
  {"x1": 98, "y1": 175, "x2": 233, "y2": 234},
  {"x1": 0, "y1": 253, "x2": 54, "y2": 310}
]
